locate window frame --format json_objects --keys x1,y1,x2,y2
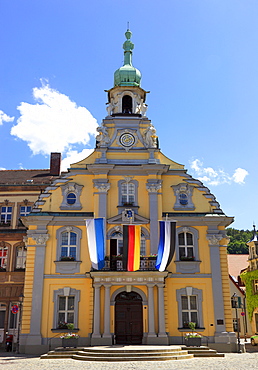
[
  {"x1": 15, "y1": 244, "x2": 27, "y2": 270},
  {"x1": 53, "y1": 287, "x2": 80, "y2": 330},
  {"x1": 176, "y1": 227, "x2": 199, "y2": 261},
  {"x1": 176, "y1": 287, "x2": 204, "y2": 330},
  {"x1": 56, "y1": 226, "x2": 82, "y2": 262},
  {"x1": 60, "y1": 182, "x2": 83, "y2": 210},
  {"x1": 0, "y1": 243, "x2": 8, "y2": 270},
  {"x1": 0, "y1": 205, "x2": 13, "y2": 227},
  {"x1": 118, "y1": 179, "x2": 138, "y2": 207}
]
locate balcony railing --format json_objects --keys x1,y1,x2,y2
[{"x1": 102, "y1": 257, "x2": 157, "y2": 271}]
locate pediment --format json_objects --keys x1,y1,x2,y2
[{"x1": 107, "y1": 212, "x2": 149, "y2": 224}]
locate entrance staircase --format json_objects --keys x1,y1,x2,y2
[{"x1": 41, "y1": 345, "x2": 224, "y2": 361}]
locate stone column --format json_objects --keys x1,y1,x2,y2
[
  {"x1": 92, "y1": 284, "x2": 101, "y2": 340},
  {"x1": 147, "y1": 284, "x2": 156, "y2": 340},
  {"x1": 207, "y1": 233, "x2": 226, "y2": 335},
  {"x1": 157, "y1": 283, "x2": 167, "y2": 340},
  {"x1": 146, "y1": 180, "x2": 162, "y2": 254},
  {"x1": 21, "y1": 232, "x2": 49, "y2": 346},
  {"x1": 103, "y1": 284, "x2": 112, "y2": 344},
  {"x1": 93, "y1": 179, "x2": 110, "y2": 218}
]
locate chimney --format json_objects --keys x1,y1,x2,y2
[{"x1": 50, "y1": 152, "x2": 61, "y2": 176}]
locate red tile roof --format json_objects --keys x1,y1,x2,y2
[
  {"x1": 0, "y1": 169, "x2": 58, "y2": 185},
  {"x1": 227, "y1": 254, "x2": 249, "y2": 279}
]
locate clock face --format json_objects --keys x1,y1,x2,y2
[{"x1": 120, "y1": 133, "x2": 135, "y2": 147}]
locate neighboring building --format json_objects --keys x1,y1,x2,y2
[
  {"x1": 20, "y1": 29, "x2": 237, "y2": 354},
  {"x1": 241, "y1": 228, "x2": 258, "y2": 334},
  {"x1": 227, "y1": 254, "x2": 252, "y2": 338},
  {"x1": 0, "y1": 153, "x2": 61, "y2": 347}
]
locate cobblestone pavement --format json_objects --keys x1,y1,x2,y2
[{"x1": 0, "y1": 352, "x2": 258, "y2": 370}]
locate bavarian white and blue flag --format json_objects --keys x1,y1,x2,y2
[
  {"x1": 85, "y1": 218, "x2": 105, "y2": 270},
  {"x1": 155, "y1": 220, "x2": 176, "y2": 272}
]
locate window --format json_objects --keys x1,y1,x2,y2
[
  {"x1": 16, "y1": 245, "x2": 27, "y2": 269},
  {"x1": 122, "y1": 95, "x2": 132, "y2": 114},
  {"x1": 110, "y1": 232, "x2": 123, "y2": 256},
  {"x1": 67, "y1": 193, "x2": 76, "y2": 205},
  {"x1": 0, "y1": 206, "x2": 12, "y2": 226},
  {"x1": 179, "y1": 193, "x2": 188, "y2": 205},
  {"x1": 178, "y1": 232, "x2": 194, "y2": 260},
  {"x1": 20, "y1": 206, "x2": 31, "y2": 217},
  {"x1": 172, "y1": 183, "x2": 195, "y2": 210},
  {"x1": 121, "y1": 182, "x2": 135, "y2": 204},
  {"x1": 58, "y1": 296, "x2": 75, "y2": 327},
  {"x1": 176, "y1": 287, "x2": 203, "y2": 329},
  {"x1": 60, "y1": 231, "x2": 77, "y2": 260},
  {"x1": 118, "y1": 180, "x2": 138, "y2": 209},
  {"x1": 0, "y1": 244, "x2": 8, "y2": 270},
  {"x1": 181, "y1": 295, "x2": 198, "y2": 328},
  {"x1": 56, "y1": 226, "x2": 82, "y2": 265},
  {"x1": 253, "y1": 280, "x2": 258, "y2": 294},
  {"x1": 0, "y1": 303, "x2": 6, "y2": 328},
  {"x1": 140, "y1": 233, "x2": 146, "y2": 256},
  {"x1": 110, "y1": 231, "x2": 146, "y2": 257},
  {"x1": 53, "y1": 287, "x2": 80, "y2": 330},
  {"x1": 60, "y1": 182, "x2": 83, "y2": 210}
]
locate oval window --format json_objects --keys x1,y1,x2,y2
[
  {"x1": 67, "y1": 193, "x2": 76, "y2": 205},
  {"x1": 179, "y1": 193, "x2": 188, "y2": 205}
]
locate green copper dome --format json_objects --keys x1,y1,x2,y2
[{"x1": 114, "y1": 29, "x2": 141, "y2": 87}]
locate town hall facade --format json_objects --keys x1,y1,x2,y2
[{"x1": 20, "y1": 30, "x2": 236, "y2": 353}]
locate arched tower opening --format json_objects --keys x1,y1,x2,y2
[{"x1": 122, "y1": 95, "x2": 132, "y2": 114}]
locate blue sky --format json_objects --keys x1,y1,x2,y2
[{"x1": 0, "y1": 0, "x2": 257, "y2": 230}]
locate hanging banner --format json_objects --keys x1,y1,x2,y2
[
  {"x1": 155, "y1": 220, "x2": 176, "y2": 272},
  {"x1": 85, "y1": 218, "x2": 105, "y2": 270},
  {"x1": 122, "y1": 225, "x2": 141, "y2": 271}
]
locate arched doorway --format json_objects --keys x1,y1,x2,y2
[{"x1": 115, "y1": 291, "x2": 143, "y2": 344}]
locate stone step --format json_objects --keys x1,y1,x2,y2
[
  {"x1": 72, "y1": 353, "x2": 193, "y2": 362},
  {"x1": 41, "y1": 353, "x2": 74, "y2": 359},
  {"x1": 181, "y1": 346, "x2": 225, "y2": 358},
  {"x1": 75, "y1": 349, "x2": 189, "y2": 358}
]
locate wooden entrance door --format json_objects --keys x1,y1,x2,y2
[{"x1": 115, "y1": 291, "x2": 143, "y2": 344}]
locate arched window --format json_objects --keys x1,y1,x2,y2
[
  {"x1": 60, "y1": 231, "x2": 77, "y2": 260},
  {"x1": 178, "y1": 231, "x2": 194, "y2": 260},
  {"x1": 122, "y1": 95, "x2": 132, "y2": 114},
  {"x1": 16, "y1": 245, "x2": 27, "y2": 269},
  {"x1": 0, "y1": 244, "x2": 8, "y2": 270},
  {"x1": 140, "y1": 232, "x2": 146, "y2": 256},
  {"x1": 110, "y1": 232, "x2": 123, "y2": 256},
  {"x1": 121, "y1": 182, "x2": 135, "y2": 205}
]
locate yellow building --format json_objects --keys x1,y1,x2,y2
[{"x1": 20, "y1": 29, "x2": 237, "y2": 354}]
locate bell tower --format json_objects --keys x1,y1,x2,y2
[{"x1": 105, "y1": 29, "x2": 148, "y2": 117}]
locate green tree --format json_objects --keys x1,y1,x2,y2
[{"x1": 226, "y1": 228, "x2": 252, "y2": 254}]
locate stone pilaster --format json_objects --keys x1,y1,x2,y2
[{"x1": 146, "y1": 180, "x2": 162, "y2": 254}]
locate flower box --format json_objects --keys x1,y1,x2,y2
[
  {"x1": 185, "y1": 337, "x2": 202, "y2": 347},
  {"x1": 62, "y1": 337, "x2": 78, "y2": 348}
]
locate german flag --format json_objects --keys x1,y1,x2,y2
[{"x1": 122, "y1": 225, "x2": 141, "y2": 271}]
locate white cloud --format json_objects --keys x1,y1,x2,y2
[
  {"x1": 0, "y1": 110, "x2": 14, "y2": 125},
  {"x1": 61, "y1": 149, "x2": 94, "y2": 171},
  {"x1": 0, "y1": 167, "x2": 6, "y2": 170},
  {"x1": 189, "y1": 159, "x2": 248, "y2": 186},
  {"x1": 232, "y1": 168, "x2": 249, "y2": 184},
  {"x1": 11, "y1": 81, "x2": 98, "y2": 156}
]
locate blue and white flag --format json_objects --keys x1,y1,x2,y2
[
  {"x1": 85, "y1": 218, "x2": 105, "y2": 270},
  {"x1": 155, "y1": 220, "x2": 176, "y2": 272}
]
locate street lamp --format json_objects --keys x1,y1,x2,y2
[
  {"x1": 231, "y1": 293, "x2": 241, "y2": 353},
  {"x1": 16, "y1": 293, "x2": 24, "y2": 354}
]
